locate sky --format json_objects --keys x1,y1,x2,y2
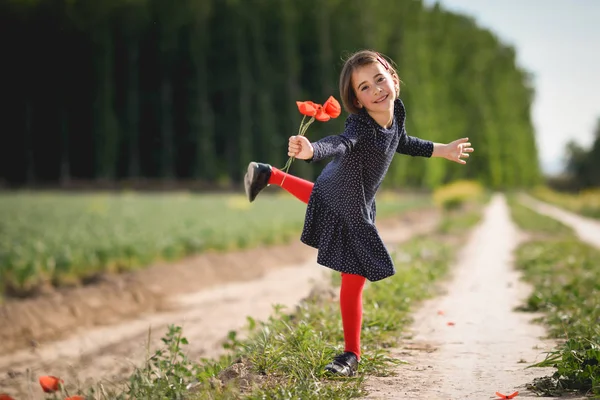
[{"x1": 426, "y1": 0, "x2": 600, "y2": 174}]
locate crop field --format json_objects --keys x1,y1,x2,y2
[{"x1": 0, "y1": 191, "x2": 429, "y2": 298}]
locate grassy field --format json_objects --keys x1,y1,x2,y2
[
  {"x1": 40, "y1": 196, "x2": 485, "y2": 400},
  {"x1": 0, "y1": 191, "x2": 430, "y2": 298},
  {"x1": 531, "y1": 186, "x2": 600, "y2": 219},
  {"x1": 507, "y1": 195, "x2": 600, "y2": 397}
]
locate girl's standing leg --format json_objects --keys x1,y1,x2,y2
[
  {"x1": 324, "y1": 272, "x2": 365, "y2": 376},
  {"x1": 340, "y1": 272, "x2": 365, "y2": 359},
  {"x1": 245, "y1": 162, "x2": 313, "y2": 204}
]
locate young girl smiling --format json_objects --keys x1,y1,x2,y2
[{"x1": 244, "y1": 49, "x2": 474, "y2": 376}]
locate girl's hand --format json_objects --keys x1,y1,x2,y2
[
  {"x1": 288, "y1": 135, "x2": 314, "y2": 160},
  {"x1": 444, "y1": 137, "x2": 474, "y2": 164}
]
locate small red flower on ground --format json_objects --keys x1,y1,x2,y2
[
  {"x1": 447, "y1": 321, "x2": 455, "y2": 326},
  {"x1": 495, "y1": 391, "x2": 519, "y2": 399},
  {"x1": 0, "y1": 394, "x2": 15, "y2": 400},
  {"x1": 65, "y1": 396, "x2": 86, "y2": 400},
  {"x1": 39, "y1": 375, "x2": 63, "y2": 393}
]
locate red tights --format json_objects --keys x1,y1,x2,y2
[{"x1": 268, "y1": 166, "x2": 366, "y2": 359}]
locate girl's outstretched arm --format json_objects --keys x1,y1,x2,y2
[
  {"x1": 432, "y1": 138, "x2": 474, "y2": 164},
  {"x1": 396, "y1": 127, "x2": 435, "y2": 157}
]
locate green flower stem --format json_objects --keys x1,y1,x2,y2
[
  {"x1": 281, "y1": 116, "x2": 316, "y2": 184},
  {"x1": 297, "y1": 115, "x2": 306, "y2": 135}
]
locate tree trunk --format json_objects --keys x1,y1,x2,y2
[
  {"x1": 190, "y1": 20, "x2": 216, "y2": 181},
  {"x1": 160, "y1": 76, "x2": 175, "y2": 179},
  {"x1": 94, "y1": 23, "x2": 119, "y2": 181},
  {"x1": 59, "y1": 107, "x2": 71, "y2": 185},
  {"x1": 25, "y1": 102, "x2": 35, "y2": 185},
  {"x1": 236, "y1": 13, "x2": 252, "y2": 181},
  {"x1": 317, "y1": 4, "x2": 334, "y2": 96},
  {"x1": 127, "y1": 39, "x2": 140, "y2": 179},
  {"x1": 280, "y1": 2, "x2": 309, "y2": 178}
]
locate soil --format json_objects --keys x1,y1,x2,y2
[{"x1": 0, "y1": 208, "x2": 439, "y2": 398}]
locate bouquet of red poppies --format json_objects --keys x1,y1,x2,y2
[{"x1": 281, "y1": 95, "x2": 341, "y2": 174}]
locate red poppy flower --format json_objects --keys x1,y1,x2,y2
[
  {"x1": 65, "y1": 396, "x2": 86, "y2": 400},
  {"x1": 495, "y1": 391, "x2": 519, "y2": 399},
  {"x1": 39, "y1": 375, "x2": 63, "y2": 393},
  {"x1": 0, "y1": 394, "x2": 15, "y2": 400},
  {"x1": 315, "y1": 106, "x2": 331, "y2": 122},
  {"x1": 296, "y1": 101, "x2": 319, "y2": 117},
  {"x1": 323, "y1": 96, "x2": 341, "y2": 118},
  {"x1": 283, "y1": 95, "x2": 340, "y2": 178}
]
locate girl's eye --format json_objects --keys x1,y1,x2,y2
[
  {"x1": 361, "y1": 85, "x2": 369, "y2": 91},
  {"x1": 378, "y1": 77, "x2": 385, "y2": 82}
]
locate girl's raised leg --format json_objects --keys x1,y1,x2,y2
[{"x1": 244, "y1": 162, "x2": 313, "y2": 204}]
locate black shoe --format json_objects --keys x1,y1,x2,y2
[
  {"x1": 324, "y1": 352, "x2": 358, "y2": 377},
  {"x1": 244, "y1": 162, "x2": 272, "y2": 202}
]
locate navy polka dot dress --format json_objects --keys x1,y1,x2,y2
[{"x1": 300, "y1": 98, "x2": 433, "y2": 282}]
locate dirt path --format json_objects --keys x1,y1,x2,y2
[
  {"x1": 521, "y1": 195, "x2": 600, "y2": 248},
  {"x1": 0, "y1": 210, "x2": 439, "y2": 398},
  {"x1": 365, "y1": 194, "x2": 587, "y2": 400}
]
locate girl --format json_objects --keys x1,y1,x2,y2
[{"x1": 244, "y1": 49, "x2": 473, "y2": 376}]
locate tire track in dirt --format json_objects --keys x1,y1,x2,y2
[
  {"x1": 0, "y1": 210, "x2": 439, "y2": 398},
  {"x1": 364, "y1": 194, "x2": 587, "y2": 400},
  {"x1": 521, "y1": 195, "x2": 600, "y2": 248}
]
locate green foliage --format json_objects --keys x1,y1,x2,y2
[
  {"x1": 529, "y1": 336, "x2": 600, "y2": 397},
  {"x1": 562, "y1": 118, "x2": 600, "y2": 190},
  {"x1": 2, "y1": 0, "x2": 540, "y2": 188}
]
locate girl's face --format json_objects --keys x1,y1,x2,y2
[{"x1": 351, "y1": 62, "x2": 398, "y2": 113}]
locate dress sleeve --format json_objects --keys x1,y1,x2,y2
[
  {"x1": 308, "y1": 122, "x2": 361, "y2": 163},
  {"x1": 396, "y1": 127, "x2": 434, "y2": 157}
]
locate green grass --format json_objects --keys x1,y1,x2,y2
[
  {"x1": 0, "y1": 191, "x2": 430, "y2": 298},
  {"x1": 53, "y1": 202, "x2": 484, "y2": 400},
  {"x1": 506, "y1": 195, "x2": 575, "y2": 237},
  {"x1": 508, "y1": 195, "x2": 600, "y2": 397}
]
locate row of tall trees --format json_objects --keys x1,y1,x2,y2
[
  {"x1": 0, "y1": 0, "x2": 541, "y2": 188},
  {"x1": 563, "y1": 118, "x2": 600, "y2": 190}
]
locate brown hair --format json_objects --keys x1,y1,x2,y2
[{"x1": 339, "y1": 50, "x2": 401, "y2": 114}]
